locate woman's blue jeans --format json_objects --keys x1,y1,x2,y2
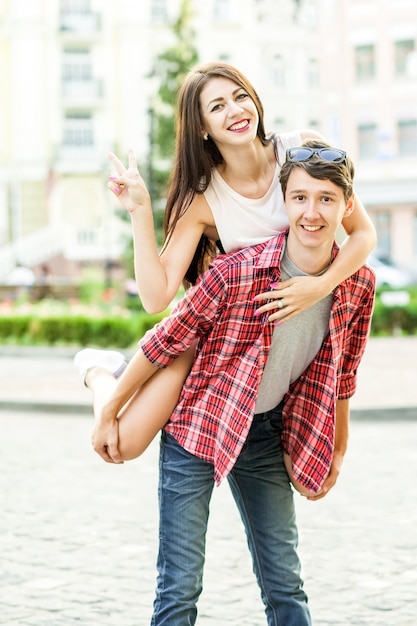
[{"x1": 150, "y1": 403, "x2": 311, "y2": 626}]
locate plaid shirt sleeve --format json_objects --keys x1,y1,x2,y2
[
  {"x1": 282, "y1": 265, "x2": 376, "y2": 493},
  {"x1": 336, "y1": 267, "x2": 376, "y2": 399},
  {"x1": 139, "y1": 260, "x2": 228, "y2": 367}
]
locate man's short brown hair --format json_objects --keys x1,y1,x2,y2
[{"x1": 280, "y1": 139, "x2": 355, "y2": 203}]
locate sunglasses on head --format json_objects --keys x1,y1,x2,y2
[{"x1": 286, "y1": 147, "x2": 347, "y2": 163}]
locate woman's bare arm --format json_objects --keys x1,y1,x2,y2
[
  {"x1": 108, "y1": 151, "x2": 209, "y2": 313},
  {"x1": 253, "y1": 193, "x2": 376, "y2": 323},
  {"x1": 320, "y1": 192, "x2": 377, "y2": 290},
  {"x1": 253, "y1": 129, "x2": 376, "y2": 322}
]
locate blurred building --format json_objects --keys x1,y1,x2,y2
[
  {"x1": 318, "y1": 0, "x2": 417, "y2": 268},
  {"x1": 0, "y1": 0, "x2": 416, "y2": 282}
]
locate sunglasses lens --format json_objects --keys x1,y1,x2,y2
[
  {"x1": 286, "y1": 147, "x2": 346, "y2": 163},
  {"x1": 287, "y1": 148, "x2": 314, "y2": 162},
  {"x1": 319, "y1": 149, "x2": 346, "y2": 162}
]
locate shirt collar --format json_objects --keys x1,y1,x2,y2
[
  {"x1": 254, "y1": 229, "x2": 341, "y2": 275},
  {"x1": 254, "y1": 230, "x2": 288, "y2": 270}
]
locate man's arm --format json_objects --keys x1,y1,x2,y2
[{"x1": 307, "y1": 398, "x2": 349, "y2": 501}]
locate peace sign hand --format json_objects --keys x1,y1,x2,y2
[{"x1": 107, "y1": 149, "x2": 151, "y2": 215}]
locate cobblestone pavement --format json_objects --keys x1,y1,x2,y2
[
  {"x1": 2, "y1": 411, "x2": 417, "y2": 625},
  {"x1": 1, "y1": 339, "x2": 417, "y2": 625}
]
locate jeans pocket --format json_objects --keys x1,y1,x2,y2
[{"x1": 264, "y1": 405, "x2": 283, "y2": 436}]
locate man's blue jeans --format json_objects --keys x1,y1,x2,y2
[{"x1": 150, "y1": 403, "x2": 311, "y2": 626}]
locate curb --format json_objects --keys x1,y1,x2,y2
[
  {"x1": 0, "y1": 345, "x2": 137, "y2": 359},
  {"x1": 1, "y1": 401, "x2": 92, "y2": 415},
  {"x1": 3, "y1": 401, "x2": 416, "y2": 421},
  {"x1": 349, "y1": 406, "x2": 417, "y2": 421}
]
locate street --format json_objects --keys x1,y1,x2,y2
[{"x1": 2, "y1": 410, "x2": 417, "y2": 625}]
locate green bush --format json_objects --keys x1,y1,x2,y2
[
  {"x1": 371, "y1": 301, "x2": 417, "y2": 336},
  {"x1": 370, "y1": 287, "x2": 417, "y2": 336},
  {"x1": 0, "y1": 315, "x2": 32, "y2": 342},
  {"x1": 0, "y1": 312, "x2": 166, "y2": 347},
  {"x1": 1, "y1": 288, "x2": 416, "y2": 346}
]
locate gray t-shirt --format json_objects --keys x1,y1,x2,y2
[{"x1": 254, "y1": 243, "x2": 332, "y2": 414}]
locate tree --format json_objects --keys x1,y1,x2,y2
[
  {"x1": 150, "y1": 0, "x2": 199, "y2": 205},
  {"x1": 123, "y1": 0, "x2": 199, "y2": 283}
]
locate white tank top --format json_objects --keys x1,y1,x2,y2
[{"x1": 204, "y1": 130, "x2": 302, "y2": 253}]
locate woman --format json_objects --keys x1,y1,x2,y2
[{"x1": 75, "y1": 62, "x2": 376, "y2": 464}]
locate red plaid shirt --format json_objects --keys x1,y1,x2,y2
[{"x1": 140, "y1": 231, "x2": 375, "y2": 492}]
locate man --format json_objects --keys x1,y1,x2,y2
[{"x1": 91, "y1": 140, "x2": 375, "y2": 625}]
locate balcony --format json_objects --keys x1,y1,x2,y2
[
  {"x1": 60, "y1": 11, "x2": 101, "y2": 33},
  {"x1": 61, "y1": 79, "x2": 103, "y2": 107},
  {"x1": 55, "y1": 145, "x2": 104, "y2": 174}
]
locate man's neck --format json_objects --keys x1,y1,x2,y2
[{"x1": 285, "y1": 236, "x2": 334, "y2": 276}]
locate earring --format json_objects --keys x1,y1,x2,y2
[{"x1": 203, "y1": 133, "x2": 208, "y2": 141}]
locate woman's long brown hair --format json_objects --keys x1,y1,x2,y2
[{"x1": 162, "y1": 62, "x2": 271, "y2": 287}]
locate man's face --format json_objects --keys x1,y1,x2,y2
[{"x1": 284, "y1": 167, "x2": 353, "y2": 257}]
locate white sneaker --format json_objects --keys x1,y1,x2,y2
[{"x1": 73, "y1": 348, "x2": 127, "y2": 379}]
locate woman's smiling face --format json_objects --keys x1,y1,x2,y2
[{"x1": 199, "y1": 77, "x2": 259, "y2": 146}]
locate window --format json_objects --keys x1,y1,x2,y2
[
  {"x1": 308, "y1": 120, "x2": 320, "y2": 131},
  {"x1": 60, "y1": 0, "x2": 98, "y2": 31},
  {"x1": 355, "y1": 44, "x2": 375, "y2": 81},
  {"x1": 307, "y1": 58, "x2": 319, "y2": 89},
  {"x1": 213, "y1": 0, "x2": 231, "y2": 21},
  {"x1": 374, "y1": 211, "x2": 391, "y2": 256},
  {"x1": 62, "y1": 48, "x2": 92, "y2": 82},
  {"x1": 272, "y1": 55, "x2": 285, "y2": 88},
  {"x1": 63, "y1": 113, "x2": 94, "y2": 146},
  {"x1": 151, "y1": 0, "x2": 167, "y2": 22},
  {"x1": 77, "y1": 229, "x2": 97, "y2": 245},
  {"x1": 60, "y1": 0, "x2": 90, "y2": 15},
  {"x1": 398, "y1": 119, "x2": 417, "y2": 156},
  {"x1": 357, "y1": 123, "x2": 378, "y2": 159},
  {"x1": 395, "y1": 39, "x2": 415, "y2": 76},
  {"x1": 62, "y1": 49, "x2": 98, "y2": 98}
]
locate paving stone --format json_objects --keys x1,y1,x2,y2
[{"x1": 1, "y1": 340, "x2": 416, "y2": 625}]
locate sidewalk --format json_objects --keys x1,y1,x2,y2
[
  {"x1": 1, "y1": 336, "x2": 416, "y2": 418},
  {"x1": 2, "y1": 339, "x2": 417, "y2": 625},
  {"x1": 2, "y1": 358, "x2": 417, "y2": 625}
]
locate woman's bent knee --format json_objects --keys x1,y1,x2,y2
[{"x1": 116, "y1": 348, "x2": 196, "y2": 461}]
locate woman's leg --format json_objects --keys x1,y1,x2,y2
[{"x1": 84, "y1": 347, "x2": 195, "y2": 461}]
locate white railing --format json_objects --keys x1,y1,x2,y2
[{"x1": 0, "y1": 226, "x2": 63, "y2": 281}]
